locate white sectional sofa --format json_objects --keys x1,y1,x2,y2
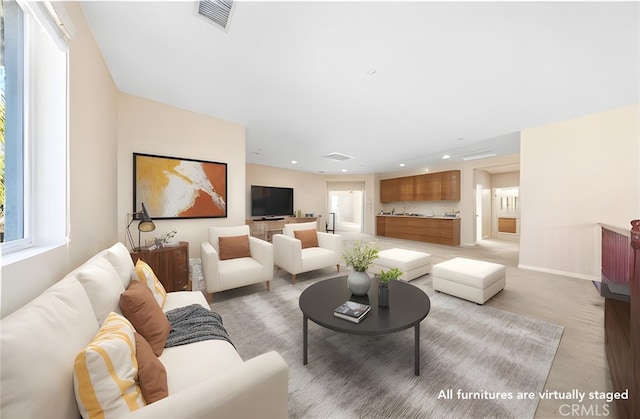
[{"x1": 0, "y1": 242, "x2": 288, "y2": 419}]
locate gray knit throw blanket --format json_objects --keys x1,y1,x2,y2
[{"x1": 165, "y1": 304, "x2": 234, "y2": 348}]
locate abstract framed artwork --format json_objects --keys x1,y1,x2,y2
[{"x1": 133, "y1": 153, "x2": 227, "y2": 219}]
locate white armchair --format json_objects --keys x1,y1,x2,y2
[
  {"x1": 201, "y1": 225, "x2": 273, "y2": 300},
  {"x1": 273, "y1": 221, "x2": 341, "y2": 284}
]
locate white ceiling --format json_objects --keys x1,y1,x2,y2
[{"x1": 81, "y1": 1, "x2": 639, "y2": 174}]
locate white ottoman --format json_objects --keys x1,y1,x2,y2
[
  {"x1": 369, "y1": 248, "x2": 432, "y2": 281},
  {"x1": 432, "y1": 257, "x2": 506, "y2": 304}
]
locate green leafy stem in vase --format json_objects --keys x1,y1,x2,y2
[
  {"x1": 378, "y1": 268, "x2": 403, "y2": 285},
  {"x1": 342, "y1": 240, "x2": 380, "y2": 272}
]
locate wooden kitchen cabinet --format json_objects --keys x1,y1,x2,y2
[
  {"x1": 380, "y1": 176, "x2": 415, "y2": 202},
  {"x1": 380, "y1": 170, "x2": 460, "y2": 202},
  {"x1": 376, "y1": 216, "x2": 386, "y2": 236},
  {"x1": 379, "y1": 178, "x2": 396, "y2": 203},
  {"x1": 439, "y1": 170, "x2": 460, "y2": 201},
  {"x1": 414, "y1": 172, "x2": 441, "y2": 201},
  {"x1": 130, "y1": 241, "x2": 189, "y2": 292},
  {"x1": 376, "y1": 216, "x2": 460, "y2": 245},
  {"x1": 498, "y1": 217, "x2": 517, "y2": 234}
]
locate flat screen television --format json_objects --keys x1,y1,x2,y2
[{"x1": 251, "y1": 185, "x2": 294, "y2": 218}]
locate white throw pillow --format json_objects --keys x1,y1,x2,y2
[
  {"x1": 77, "y1": 256, "x2": 125, "y2": 325},
  {"x1": 73, "y1": 312, "x2": 145, "y2": 418},
  {"x1": 0, "y1": 278, "x2": 99, "y2": 419},
  {"x1": 105, "y1": 242, "x2": 135, "y2": 289}
]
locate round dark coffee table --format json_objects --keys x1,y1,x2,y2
[{"x1": 299, "y1": 276, "x2": 430, "y2": 375}]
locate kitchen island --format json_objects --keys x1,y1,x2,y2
[{"x1": 376, "y1": 215, "x2": 461, "y2": 246}]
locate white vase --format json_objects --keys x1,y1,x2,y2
[{"x1": 347, "y1": 271, "x2": 371, "y2": 296}]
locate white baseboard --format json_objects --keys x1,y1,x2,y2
[{"x1": 517, "y1": 264, "x2": 599, "y2": 282}]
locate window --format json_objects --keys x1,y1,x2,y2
[
  {"x1": 1, "y1": 1, "x2": 26, "y2": 247},
  {"x1": 1, "y1": 1, "x2": 69, "y2": 257}
]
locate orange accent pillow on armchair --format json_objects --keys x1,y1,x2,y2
[
  {"x1": 218, "y1": 235, "x2": 251, "y2": 260},
  {"x1": 294, "y1": 229, "x2": 319, "y2": 249}
]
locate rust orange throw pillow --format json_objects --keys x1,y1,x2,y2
[
  {"x1": 219, "y1": 235, "x2": 251, "y2": 260},
  {"x1": 294, "y1": 229, "x2": 319, "y2": 249},
  {"x1": 119, "y1": 280, "x2": 171, "y2": 356},
  {"x1": 134, "y1": 332, "x2": 168, "y2": 404}
]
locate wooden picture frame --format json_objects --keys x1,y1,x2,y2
[{"x1": 133, "y1": 152, "x2": 227, "y2": 219}]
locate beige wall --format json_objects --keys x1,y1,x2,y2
[
  {"x1": 117, "y1": 94, "x2": 246, "y2": 259},
  {"x1": 519, "y1": 104, "x2": 639, "y2": 280},
  {"x1": 246, "y1": 165, "x2": 378, "y2": 234},
  {"x1": 492, "y1": 171, "x2": 520, "y2": 189},
  {"x1": 1, "y1": 2, "x2": 119, "y2": 317}
]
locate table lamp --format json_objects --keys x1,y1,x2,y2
[{"x1": 127, "y1": 202, "x2": 156, "y2": 251}]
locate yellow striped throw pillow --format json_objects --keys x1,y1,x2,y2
[
  {"x1": 73, "y1": 312, "x2": 145, "y2": 418},
  {"x1": 132, "y1": 259, "x2": 167, "y2": 308}
]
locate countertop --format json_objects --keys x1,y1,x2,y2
[{"x1": 377, "y1": 214, "x2": 461, "y2": 220}]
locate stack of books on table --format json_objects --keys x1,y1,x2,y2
[{"x1": 333, "y1": 300, "x2": 371, "y2": 323}]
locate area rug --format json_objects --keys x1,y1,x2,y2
[{"x1": 211, "y1": 275, "x2": 564, "y2": 419}]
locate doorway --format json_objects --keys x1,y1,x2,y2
[
  {"x1": 328, "y1": 186, "x2": 364, "y2": 234},
  {"x1": 493, "y1": 187, "x2": 520, "y2": 240}
]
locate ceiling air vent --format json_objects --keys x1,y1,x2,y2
[
  {"x1": 322, "y1": 152, "x2": 354, "y2": 162},
  {"x1": 196, "y1": 0, "x2": 235, "y2": 32},
  {"x1": 461, "y1": 150, "x2": 497, "y2": 161}
]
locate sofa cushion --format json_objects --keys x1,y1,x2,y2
[
  {"x1": 0, "y1": 277, "x2": 99, "y2": 419},
  {"x1": 294, "y1": 228, "x2": 318, "y2": 249},
  {"x1": 135, "y1": 332, "x2": 168, "y2": 404},
  {"x1": 218, "y1": 257, "x2": 265, "y2": 290},
  {"x1": 301, "y1": 247, "x2": 339, "y2": 271},
  {"x1": 120, "y1": 280, "x2": 171, "y2": 356},
  {"x1": 163, "y1": 290, "x2": 210, "y2": 312},
  {"x1": 132, "y1": 259, "x2": 167, "y2": 308},
  {"x1": 105, "y1": 242, "x2": 135, "y2": 289},
  {"x1": 78, "y1": 256, "x2": 126, "y2": 325},
  {"x1": 283, "y1": 221, "x2": 318, "y2": 237},
  {"x1": 219, "y1": 235, "x2": 251, "y2": 260},
  {"x1": 159, "y1": 339, "x2": 243, "y2": 394},
  {"x1": 73, "y1": 312, "x2": 145, "y2": 418}
]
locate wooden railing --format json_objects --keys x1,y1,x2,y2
[
  {"x1": 601, "y1": 224, "x2": 631, "y2": 285},
  {"x1": 600, "y1": 220, "x2": 639, "y2": 419}
]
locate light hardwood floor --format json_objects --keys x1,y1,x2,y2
[{"x1": 210, "y1": 232, "x2": 616, "y2": 419}]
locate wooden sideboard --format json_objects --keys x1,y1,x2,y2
[
  {"x1": 376, "y1": 215, "x2": 461, "y2": 246},
  {"x1": 130, "y1": 241, "x2": 189, "y2": 292},
  {"x1": 247, "y1": 217, "x2": 318, "y2": 242}
]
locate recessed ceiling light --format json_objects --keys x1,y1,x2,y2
[
  {"x1": 341, "y1": 169, "x2": 348, "y2": 172},
  {"x1": 399, "y1": 163, "x2": 405, "y2": 167},
  {"x1": 425, "y1": 168, "x2": 429, "y2": 173},
  {"x1": 457, "y1": 137, "x2": 464, "y2": 141},
  {"x1": 442, "y1": 154, "x2": 451, "y2": 159},
  {"x1": 291, "y1": 160, "x2": 297, "y2": 164},
  {"x1": 366, "y1": 68, "x2": 376, "y2": 75}
]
